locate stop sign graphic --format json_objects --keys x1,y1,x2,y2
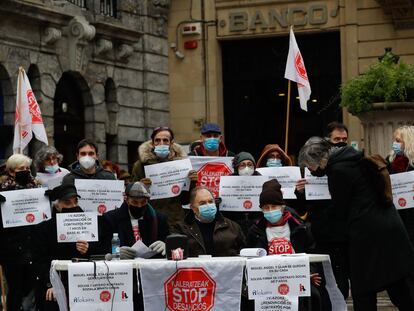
[
  {"x1": 197, "y1": 162, "x2": 232, "y2": 197},
  {"x1": 164, "y1": 267, "x2": 216, "y2": 311}
]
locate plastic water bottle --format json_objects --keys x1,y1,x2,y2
[{"x1": 111, "y1": 233, "x2": 120, "y2": 260}]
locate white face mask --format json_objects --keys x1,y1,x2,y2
[
  {"x1": 79, "y1": 156, "x2": 95, "y2": 170},
  {"x1": 238, "y1": 167, "x2": 254, "y2": 176}
]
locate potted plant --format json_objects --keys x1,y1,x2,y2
[{"x1": 340, "y1": 48, "x2": 414, "y2": 155}]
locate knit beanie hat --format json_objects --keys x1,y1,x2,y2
[
  {"x1": 259, "y1": 179, "x2": 285, "y2": 207},
  {"x1": 233, "y1": 151, "x2": 256, "y2": 169}
]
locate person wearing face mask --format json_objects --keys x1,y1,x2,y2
[
  {"x1": 173, "y1": 186, "x2": 245, "y2": 257},
  {"x1": 62, "y1": 139, "x2": 115, "y2": 185},
  {"x1": 34, "y1": 145, "x2": 69, "y2": 188},
  {"x1": 299, "y1": 138, "x2": 414, "y2": 310},
  {"x1": 256, "y1": 144, "x2": 292, "y2": 168},
  {"x1": 0, "y1": 154, "x2": 41, "y2": 310},
  {"x1": 188, "y1": 123, "x2": 235, "y2": 157},
  {"x1": 131, "y1": 127, "x2": 197, "y2": 229}
]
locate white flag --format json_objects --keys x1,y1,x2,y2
[
  {"x1": 284, "y1": 27, "x2": 311, "y2": 111},
  {"x1": 13, "y1": 67, "x2": 48, "y2": 153}
]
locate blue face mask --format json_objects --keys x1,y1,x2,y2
[
  {"x1": 203, "y1": 138, "x2": 220, "y2": 152},
  {"x1": 392, "y1": 142, "x2": 403, "y2": 155},
  {"x1": 266, "y1": 158, "x2": 282, "y2": 167},
  {"x1": 198, "y1": 203, "x2": 217, "y2": 222},
  {"x1": 264, "y1": 210, "x2": 283, "y2": 224},
  {"x1": 45, "y1": 164, "x2": 59, "y2": 174},
  {"x1": 154, "y1": 145, "x2": 170, "y2": 158}
]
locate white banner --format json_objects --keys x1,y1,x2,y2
[
  {"x1": 256, "y1": 167, "x2": 301, "y2": 199},
  {"x1": 304, "y1": 168, "x2": 331, "y2": 200},
  {"x1": 139, "y1": 257, "x2": 244, "y2": 311},
  {"x1": 75, "y1": 179, "x2": 124, "y2": 214},
  {"x1": 255, "y1": 296, "x2": 298, "y2": 311},
  {"x1": 189, "y1": 156, "x2": 234, "y2": 197},
  {"x1": 247, "y1": 255, "x2": 310, "y2": 299},
  {"x1": 68, "y1": 261, "x2": 133, "y2": 311},
  {"x1": 0, "y1": 188, "x2": 51, "y2": 228},
  {"x1": 56, "y1": 212, "x2": 98, "y2": 242},
  {"x1": 390, "y1": 171, "x2": 414, "y2": 210},
  {"x1": 144, "y1": 159, "x2": 193, "y2": 200},
  {"x1": 219, "y1": 176, "x2": 269, "y2": 212}
]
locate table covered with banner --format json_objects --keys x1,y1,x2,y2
[{"x1": 50, "y1": 254, "x2": 347, "y2": 311}]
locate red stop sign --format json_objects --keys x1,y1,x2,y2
[
  {"x1": 164, "y1": 267, "x2": 216, "y2": 311},
  {"x1": 197, "y1": 163, "x2": 232, "y2": 197}
]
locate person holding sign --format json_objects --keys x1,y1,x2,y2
[
  {"x1": 256, "y1": 144, "x2": 292, "y2": 168},
  {"x1": 299, "y1": 138, "x2": 414, "y2": 310},
  {"x1": 62, "y1": 139, "x2": 116, "y2": 185},
  {"x1": 0, "y1": 154, "x2": 40, "y2": 311},
  {"x1": 130, "y1": 127, "x2": 197, "y2": 228},
  {"x1": 173, "y1": 186, "x2": 245, "y2": 257},
  {"x1": 34, "y1": 145, "x2": 69, "y2": 188}
]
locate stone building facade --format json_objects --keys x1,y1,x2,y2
[{"x1": 0, "y1": 0, "x2": 171, "y2": 168}]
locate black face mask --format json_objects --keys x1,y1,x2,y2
[
  {"x1": 331, "y1": 141, "x2": 347, "y2": 148},
  {"x1": 310, "y1": 167, "x2": 327, "y2": 177},
  {"x1": 15, "y1": 170, "x2": 31, "y2": 185},
  {"x1": 59, "y1": 206, "x2": 84, "y2": 213},
  {"x1": 128, "y1": 204, "x2": 147, "y2": 219}
]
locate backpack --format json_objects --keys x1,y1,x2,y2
[{"x1": 360, "y1": 154, "x2": 393, "y2": 208}]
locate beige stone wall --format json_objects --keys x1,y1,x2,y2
[{"x1": 168, "y1": 0, "x2": 414, "y2": 147}]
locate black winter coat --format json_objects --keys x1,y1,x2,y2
[{"x1": 327, "y1": 147, "x2": 414, "y2": 295}]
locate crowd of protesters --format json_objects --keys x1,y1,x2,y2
[{"x1": 0, "y1": 122, "x2": 414, "y2": 311}]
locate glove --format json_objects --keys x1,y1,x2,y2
[
  {"x1": 188, "y1": 170, "x2": 198, "y2": 183},
  {"x1": 0, "y1": 194, "x2": 5, "y2": 203},
  {"x1": 149, "y1": 240, "x2": 166, "y2": 256},
  {"x1": 120, "y1": 246, "x2": 137, "y2": 260}
]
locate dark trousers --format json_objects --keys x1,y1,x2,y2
[{"x1": 352, "y1": 278, "x2": 414, "y2": 311}]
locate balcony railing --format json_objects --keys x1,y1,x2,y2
[
  {"x1": 66, "y1": 0, "x2": 87, "y2": 9},
  {"x1": 100, "y1": 0, "x2": 117, "y2": 18}
]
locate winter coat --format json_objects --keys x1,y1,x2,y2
[
  {"x1": 256, "y1": 144, "x2": 292, "y2": 168},
  {"x1": 327, "y1": 146, "x2": 414, "y2": 295},
  {"x1": 103, "y1": 201, "x2": 169, "y2": 250},
  {"x1": 173, "y1": 211, "x2": 245, "y2": 257},
  {"x1": 130, "y1": 140, "x2": 189, "y2": 228},
  {"x1": 246, "y1": 207, "x2": 314, "y2": 253},
  {"x1": 62, "y1": 160, "x2": 115, "y2": 185},
  {"x1": 188, "y1": 141, "x2": 235, "y2": 157}
]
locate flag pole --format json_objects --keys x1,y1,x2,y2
[
  {"x1": 284, "y1": 80, "x2": 291, "y2": 154},
  {"x1": 17, "y1": 67, "x2": 23, "y2": 154}
]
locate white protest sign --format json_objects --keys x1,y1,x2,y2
[
  {"x1": 390, "y1": 171, "x2": 414, "y2": 210},
  {"x1": 304, "y1": 168, "x2": 331, "y2": 200},
  {"x1": 255, "y1": 296, "x2": 298, "y2": 311},
  {"x1": 219, "y1": 176, "x2": 269, "y2": 212},
  {"x1": 247, "y1": 255, "x2": 310, "y2": 299},
  {"x1": 56, "y1": 212, "x2": 98, "y2": 242},
  {"x1": 256, "y1": 167, "x2": 301, "y2": 199},
  {"x1": 189, "y1": 156, "x2": 234, "y2": 197},
  {"x1": 68, "y1": 261, "x2": 133, "y2": 311},
  {"x1": 0, "y1": 188, "x2": 51, "y2": 228},
  {"x1": 144, "y1": 158, "x2": 192, "y2": 200},
  {"x1": 75, "y1": 179, "x2": 124, "y2": 214}
]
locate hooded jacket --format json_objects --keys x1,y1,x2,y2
[
  {"x1": 62, "y1": 160, "x2": 115, "y2": 185},
  {"x1": 131, "y1": 140, "x2": 188, "y2": 228},
  {"x1": 256, "y1": 144, "x2": 292, "y2": 168}
]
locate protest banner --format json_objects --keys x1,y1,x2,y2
[
  {"x1": 219, "y1": 176, "x2": 269, "y2": 212},
  {"x1": 255, "y1": 296, "x2": 298, "y2": 311},
  {"x1": 256, "y1": 167, "x2": 301, "y2": 199},
  {"x1": 0, "y1": 187, "x2": 51, "y2": 228},
  {"x1": 144, "y1": 159, "x2": 192, "y2": 200},
  {"x1": 139, "y1": 257, "x2": 244, "y2": 311},
  {"x1": 304, "y1": 168, "x2": 331, "y2": 200},
  {"x1": 390, "y1": 171, "x2": 414, "y2": 210},
  {"x1": 247, "y1": 255, "x2": 310, "y2": 299},
  {"x1": 75, "y1": 179, "x2": 124, "y2": 214},
  {"x1": 68, "y1": 261, "x2": 133, "y2": 311},
  {"x1": 189, "y1": 156, "x2": 234, "y2": 197},
  {"x1": 56, "y1": 212, "x2": 98, "y2": 242}
]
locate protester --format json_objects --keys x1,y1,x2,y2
[
  {"x1": 62, "y1": 139, "x2": 115, "y2": 185},
  {"x1": 188, "y1": 123, "x2": 235, "y2": 156},
  {"x1": 34, "y1": 145, "x2": 69, "y2": 188},
  {"x1": 118, "y1": 169, "x2": 132, "y2": 185},
  {"x1": 101, "y1": 159, "x2": 121, "y2": 179},
  {"x1": 325, "y1": 121, "x2": 348, "y2": 147},
  {"x1": 246, "y1": 179, "x2": 323, "y2": 311},
  {"x1": 256, "y1": 144, "x2": 292, "y2": 168},
  {"x1": 386, "y1": 125, "x2": 414, "y2": 246},
  {"x1": 103, "y1": 181, "x2": 169, "y2": 259},
  {"x1": 173, "y1": 186, "x2": 245, "y2": 257},
  {"x1": 130, "y1": 127, "x2": 197, "y2": 228},
  {"x1": 299, "y1": 137, "x2": 414, "y2": 310},
  {"x1": 0, "y1": 154, "x2": 40, "y2": 310}
]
